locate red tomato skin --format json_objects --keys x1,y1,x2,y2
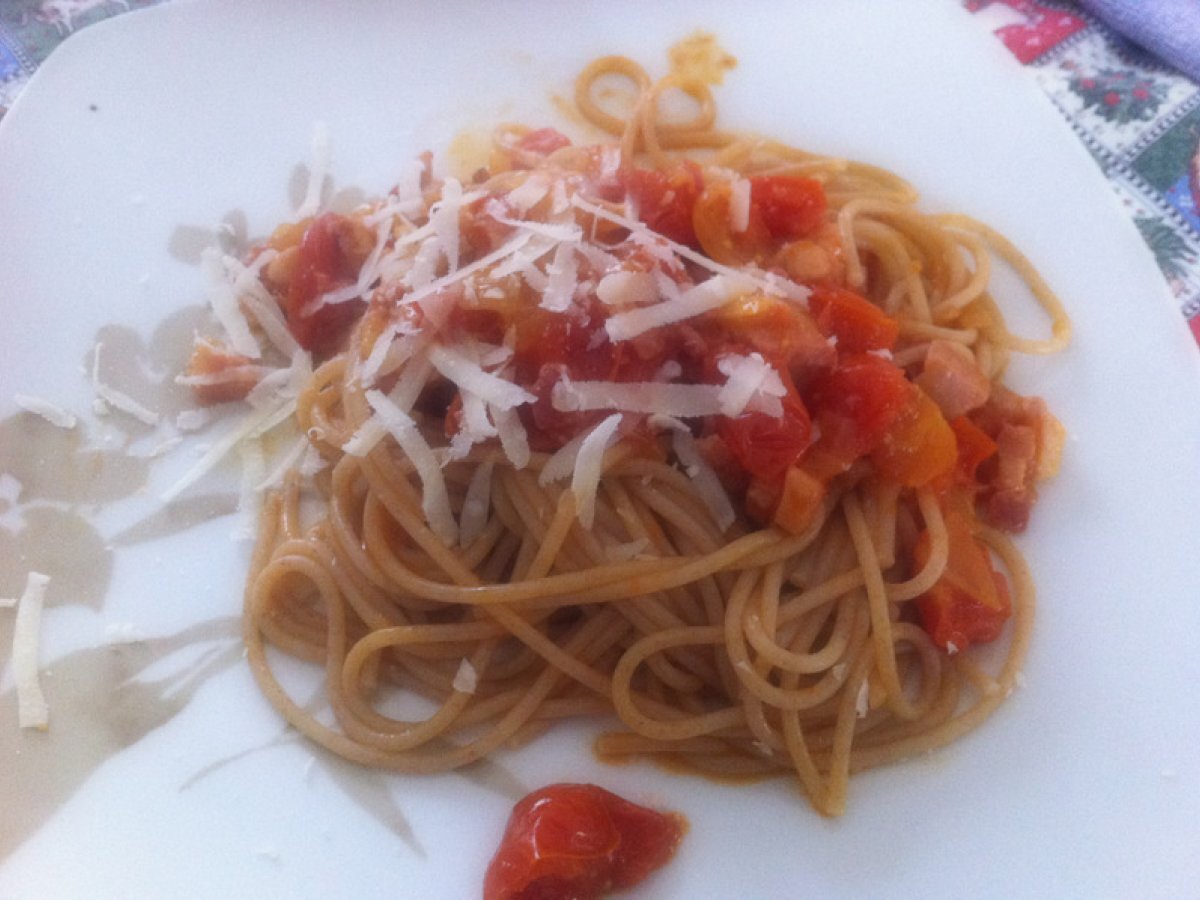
[
  {"x1": 483, "y1": 784, "x2": 685, "y2": 900},
  {"x1": 624, "y1": 163, "x2": 705, "y2": 246},
  {"x1": 912, "y1": 507, "x2": 1012, "y2": 651},
  {"x1": 718, "y1": 392, "x2": 813, "y2": 482},
  {"x1": 807, "y1": 286, "x2": 899, "y2": 354},
  {"x1": 750, "y1": 175, "x2": 827, "y2": 239},
  {"x1": 806, "y1": 353, "x2": 912, "y2": 467},
  {"x1": 285, "y1": 213, "x2": 367, "y2": 355}
]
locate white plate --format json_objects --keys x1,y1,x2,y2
[{"x1": 2, "y1": 1, "x2": 1199, "y2": 897}]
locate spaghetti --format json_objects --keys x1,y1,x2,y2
[{"x1": 192, "y1": 49, "x2": 1069, "y2": 817}]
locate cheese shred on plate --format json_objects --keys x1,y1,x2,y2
[{"x1": 11, "y1": 571, "x2": 51, "y2": 731}]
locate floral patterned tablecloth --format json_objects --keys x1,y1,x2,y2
[{"x1": 1, "y1": 0, "x2": 1198, "y2": 348}]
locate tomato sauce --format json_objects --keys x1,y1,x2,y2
[{"x1": 483, "y1": 784, "x2": 686, "y2": 900}]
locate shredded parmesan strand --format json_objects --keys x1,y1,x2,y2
[
  {"x1": 295, "y1": 120, "x2": 331, "y2": 218},
  {"x1": 364, "y1": 389, "x2": 458, "y2": 545},
  {"x1": 452, "y1": 659, "x2": 478, "y2": 694},
  {"x1": 571, "y1": 194, "x2": 809, "y2": 303},
  {"x1": 671, "y1": 429, "x2": 737, "y2": 532},
  {"x1": 91, "y1": 342, "x2": 160, "y2": 426},
  {"x1": 160, "y1": 397, "x2": 296, "y2": 501},
  {"x1": 459, "y1": 457, "x2": 495, "y2": 547},
  {"x1": 552, "y1": 377, "x2": 726, "y2": 418},
  {"x1": 13, "y1": 571, "x2": 50, "y2": 731},
  {"x1": 571, "y1": 413, "x2": 623, "y2": 528},
  {"x1": 14, "y1": 394, "x2": 77, "y2": 429}
]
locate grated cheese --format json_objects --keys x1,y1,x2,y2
[
  {"x1": 452, "y1": 659, "x2": 478, "y2": 694},
  {"x1": 459, "y1": 457, "x2": 495, "y2": 546},
  {"x1": 295, "y1": 120, "x2": 331, "y2": 219},
  {"x1": 427, "y1": 343, "x2": 536, "y2": 411},
  {"x1": 571, "y1": 413, "x2": 622, "y2": 528},
  {"x1": 12, "y1": 571, "x2": 51, "y2": 730},
  {"x1": 201, "y1": 247, "x2": 261, "y2": 359},
  {"x1": 604, "y1": 274, "x2": 745, "y2": 342},
  {"x1": 491, "y1": 404, "x2": 530, "y2": 469},
  {"x1": 365, "y1": 389, "x2": 457, "y2": 545},
  {"x1": 671, "y1": 428, "x2": 736, "y2": 532},
  {"x1": 91, "y1": 342, "x2": 160, "y2": 426},
  {"x1": 571, "y1": 194, "x2": 810, "y2": 303},
  {"x1": 540, "y1": 241, "x2": 579, "y2": 312},
  {"x1": 14, "y1": 394, "x2": 77, "y2": 429},
  {"x1": 595, "y1": 270, "x2": 658, "y2": 307},
  {"x1": 429, "y1": 177, "x2": 464, "y2": 274},
  {"x1": 552, "y1": 376, "x2": 727, "y2": 418},
  {"x1": 715, "y1": 352, "x2": 786, "y2": 417}
]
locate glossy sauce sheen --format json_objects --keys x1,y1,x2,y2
[{"x1": 483, "y1": 784, "x2": 686, "y2": 900}]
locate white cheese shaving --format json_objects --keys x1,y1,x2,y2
[
  {"x1": 233, "y1": 438, "x2": 265, "y2": 540},
  {"x1": 175, "y1": 408, "x2": 212, "y2": 432},
  {"x1": 491, "y1": 404, "x2": 530, "y2": 469},
  {"x1": 571, "y1": 194, "x2": 810, "y2": 303},
  {"x1": 217, "y1": 250, "x2": 301, "y2": 358},
  {"x1": 402, "y1": 231, "x2": 533, "y2": 309},
  {"x1": 507, "y1": 175, "x2": 550, "y2": 213},
  {"x1": 539, "y1": 428, "x2": 589, "y2": 486},
  {"x1": 295, "y1": 120, "x2": 331, "y2": 218},
  {"x1": 855, "y1": 680, "x2": 870, "y2": 719},
  {"x1": 160, "y1": 396, "x2": 296, "y2": 501},
  {"x1": 429, "y1": 177, "x2": 464, "y2": 274},
  {"x1": 459, "y1": 457, "x2": 495, "y2": 546},
  {"x1": 14, "y1": 394, "x2": 77, "y2": 429},
  {"x1": 452, "y1": 659, "x2": 478, "y2": 694},
  {"x1": 342, "y1": 417, "x2": 388, "y2": 458},
  {"x1": 715, "y1": 352, "x2": 787, "y2": 417},
  {"x1": 945, "y1": 641, "x2": 959, "y2": 656},
  {"x1": 488, "y1": 207, "x2": 583, "y2": 244},
  {"x1": 13, "y1": 571, "x2": 50, "y2": 730},
  {"x1": 540, "y1": 242, "x2": 579, "y2": 312},
  {"x1": 671, "y1": 428, "x2": 736, "y2": 532},
  {"x1": 103, "y1": 622, "x2": 147, "y2": 645},
  {"x1": 595, "y1": 270, "x2": 658, "y2": 307},
  {"x1": 552, "y1": 377, "x2": 727, "y2": 418},
  {"x1": 91, "y1": 342, "x2": 160, "y2": 426},
  {"x1": 256, "y1": 433, "x2": 311, "y2": 492},
  {"x1": 729, "y1": 176, "x2": 751, "y2": 233},
  {"x1": 364, "y1": 389, "x2": 457, "y2": 545},
  {"x1": 201, "y1": 247, "x2": 261, "y2": 359},
  {"x1": 570, "y1": 413, "x2": 622, "y2": 529},
  {"x1": 605, "y1": 274, "x2": 745, "y2": 342},
  {"x1": 427, "y1": 344, "x2": 536, "y2": 411}
]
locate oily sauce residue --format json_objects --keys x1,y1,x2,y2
[{"x1": 669, "y1": 31, "x2": 738, "y2": 86}]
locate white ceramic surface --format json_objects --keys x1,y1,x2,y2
[{"x1": 1, "y1": 1, "x2": 1199, "y2": 897}]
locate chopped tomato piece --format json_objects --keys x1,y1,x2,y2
[
  {"x1": 692, "y1": 179, "x2": 772, "y2": 264},
  {"x1": 807, "y1": 286, "x2": 899, "y2": 354},
  {"x1": 771, "y1": 465, "x2": 827, "y2": 534},
  {"x1": 718, "y1": 391, "x2": 813, "y2": 481},
  {"x1": 872, "y1": 389, "x2": 957, "y2": 487},
  {"x1": 184, "y1": 341, "x2": 261, "y2": 406},
  {"x1": 913, "y1": 507, "x2": 1012, "y2": 651},
  {"x1": 517, "y1": 128, "x2": 572, "y2": 156},
  {"x1": 283, "y1": 213, "x2": 373, "y2": 355},
  {"x1": 624, "y1": 163, "x2": 704, "y2": 246},
  {"x1": 704, "y1": 293, "x2": 836, "y2": 377},
  {"x1": 750, "y1": 175, "x2": 827, "y2": 240},
  {"x1": 805, "y1": 353, "x2": 912, "y2": 473},
  {"x1": 483, "y1": 784, "x2": 685, "y2": 900},
  {"x1": 949, "y1": 415, "x2": 997, "y2": 484}
]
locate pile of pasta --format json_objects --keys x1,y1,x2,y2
[{"x1": 185, "y1": 52, "x2": 1069, "y2": 816}]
